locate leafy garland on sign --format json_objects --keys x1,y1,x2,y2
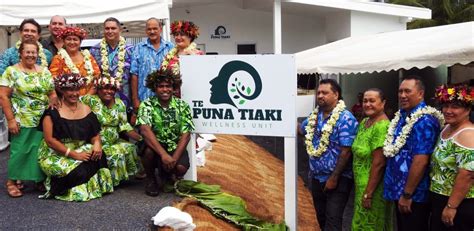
[
  {"x1": 100, "y1": 37, "x2": 126, "y2": 83},
  {"x1": 16, "y1": 40, "x2": 48, "y2": 68},
  {"x1": 305, "y1": 100, "x2": 346, "y2": 157},
  {"x1": 58, "y1": 48, "x2": 94, "y2": 84},
  {"x1": 383, "y1": 106, "x2": 444, "y2": 158}
]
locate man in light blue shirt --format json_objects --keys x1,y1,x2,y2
[
  {"x1": 0, "y1": 18, "x2": 53, "y2": 75},
  {"x1": 130, "y1": 18, "x2": 174, "y2": 118}
]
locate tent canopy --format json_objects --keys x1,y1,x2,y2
[
  {"x1": 0, "y1": 0, "x2": 169, "y2": 25},
  {"x1": 296, "y1": 22, "x2": 474, "y2": 74}
]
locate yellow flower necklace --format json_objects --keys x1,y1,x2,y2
[
  {"x1": 100, "y1": 36, "x2": 126, "y2": 82},
  {"x1": 383, "y1": 106, "x2": 444, "y2": 157},
  {"x1": 15, "y1": 40, "x2": 48, "y2": 68},
  {"x1": 160, "y1": 42, "x2": 198, "y2": 75},
  {"x1": 58, "y1": 48, "x2": 94, "y2": 84},
  {"x1": 305, "y1": 100, "x2": 346, "y2": 157}
]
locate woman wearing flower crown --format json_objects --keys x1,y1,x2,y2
[
  {"x1": 38, "y1": 73, "x2": 113, "y2": 201},
  {"x1": 161, "y1": 20, "x2": 204, "y2": 98},
  {"x1": 0, "y1": 40, "x2": 56, "y2": 197},
  {"x1": 430, "y1": 84, "x2": 474, "y2": 231},
  {"x1": 49, "y1": 27, "x2": 100, "y2": 96},
  {"x1": 351, "y1": 88, "x2": 393, "y2": 231},
  {"x1": 81, "y1": 77, "x2": 143, "y2": 186}
]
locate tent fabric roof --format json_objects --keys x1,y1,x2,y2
[
  {"x1": 0, "y1": 0, "x2": 169, "y2": 26},
  {"x1": 296, "y1": 22, "x2": 474, "y2": 74}
]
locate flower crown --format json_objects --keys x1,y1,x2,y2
[
  {"x1": 94, "y1": 76, "x2": 121, "y2": 90},
  {"x1": 58, "y1": 27, "x2": 87, "y2": 40},
  {"x1": 170, "y1": 20, "x2": 199, "y2": 40},
  {"x1": 54, "y1": 73, "x2": 88, "y2": 89},
  {"x1": 435, "y1": 84, "x2": 474, "y2": 105},
  {"x1": 145, "y1": 68, "x2": 180, "y2": 90}
]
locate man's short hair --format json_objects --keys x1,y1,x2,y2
[
  {"x1": 146, "y1": 17, "x2": 164, "y2": 27},
  {"x1": 50, "y1": 15, "x2": 66, "y2": 25},
  {"x1": 402, "y1": 75, "x2": 425, "y2": 91},
  {"x1": 20, "y1": 18, "x2": 41, "y2": 34},
  {"x1": 104, "y1": 17, "x2": 121, "y2": 27},
  {"x1": 319, "y1": 78, "x2": 343, "y2": 100}
]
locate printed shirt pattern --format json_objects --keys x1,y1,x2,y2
[
  {"x1": 136, "y1": 96, "x2": 194, "y2": 152},
  {"x1": 383, "y1": 102, "x2": 441, "y2": 202},
  {"x1": 130, "y1": 38, "x2": 174, "y2": 101},
  {"x1": 300, "y1": 109, "x2": 358, "y2": 182},
  {"x1": 0, "y1": 47, "x2": 53, "y2": 75},
  {"x1": 80, "y1": 94, "x2": 134, "y2": 145},
  {"x1": 90, "y1": 43, "x2": 134, "y2": 108},
  {"x1": 0, "y1": 66, "x2": 54, "y2": 127},
  {"x1": 430, "y1": 132, "x2": 474, "y2": 198}
]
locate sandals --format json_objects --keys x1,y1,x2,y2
[
  {"x1": 16, "y1": 180, "x2": 24, "y2": 190},
  {"x1": 6, "y1": 181, "x2": 23, "y2": 198}
]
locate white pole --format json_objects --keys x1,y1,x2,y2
[
  {"x1": 184, "y1": 133, "x2": 197, "y2": 181},
  {"x1": 273, "y1": 0, "x2": 282, "y2": 54}
]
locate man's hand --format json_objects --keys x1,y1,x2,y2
[
  {"x1": 398, "y1": 197, "x2": 413, "y2": 214},
  {"x1": 324, "y1": 175, "x2": 338, "y2": 192},
  {"x1": 161, "y1": 154, "x2": 176, "y2": 170},
  {"x1": 441, "y1": 206, "x2": 456, "y2": 227}
]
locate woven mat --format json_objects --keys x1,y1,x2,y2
[{"x1": 161, "y1": 134, "x2": 319, "y2": 230}]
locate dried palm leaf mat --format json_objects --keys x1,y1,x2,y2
[{"x1": 161, "y1": 134, "x2": 320, "y2": 230}]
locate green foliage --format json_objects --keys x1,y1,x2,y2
[{"x1": 388, "y1": 0, "x2": 473, "y2": 29}]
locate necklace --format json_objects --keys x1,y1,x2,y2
[
  {"x1": 19, "y1": 63, "x2": 37, "y2": 73},
  {"x1": 305, "y1": 100, "x2": 346, "y2": 157},
  {"x1": 100, "y1": 37, "x2": 126, "y2": 82},
  {"x1": 58, "y1": 48, "x2": 94, "y2": 85},
  {"x1": 64, "y1": 102, "x2": 78, "y2": 114}
]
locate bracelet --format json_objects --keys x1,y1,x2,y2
[
  {"x1": 446, "y1": 203, "x2": 457, "y2": 209},
  {"x1": 65, "y1": 148, "x2": 71, "y2": 157},
  {"x1": 363, "y1": 193, "x2": 372, "y2": 199}
]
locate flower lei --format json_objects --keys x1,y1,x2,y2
[
  {"x1": 58, "y1": 48, "x2": 94, "y2": 84},
  {"x1": 305, "y1": 100, "x2": 346, "y2": 157},
  {"x1": 100, "y1": 37, "x2": 126, "y2": 82},
  {"x1": 383, "y1": 106, "x2": 444, "y2": 158},
  {"x1": 160, "y1": 42, "x2": 199, "y2": 76},
  {"x1": 15, "y1": 40, "x2": 48, "y2": 68}
]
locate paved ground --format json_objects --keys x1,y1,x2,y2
[
  {"x1": 0, "y1": 146, "x2": 179, "y2": 230},
  {"x1": 1, "y1": 133, "x2": 354, "y2": 230}
]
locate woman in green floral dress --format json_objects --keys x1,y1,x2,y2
[
  {"x1": 430, "y1": 84, "x2": 474, "y2": 231},
  {"x1": 351, "y1": 88, "x2": 393, "y2": 231},
  {"x1": 0, "y1": 40, "x2": 56, "y2": 197},
  {"x1": 81, "y1": 76, "x2": 142, "y2": 186},
  {"x1": 38, "y1": 73, "x2": 113, "y2": 201}
]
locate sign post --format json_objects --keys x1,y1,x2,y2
[{"x1": 181, "y1": 55, "x2": 297, "y2": 230}]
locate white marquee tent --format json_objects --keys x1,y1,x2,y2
[
  {"x1": 296, "y1": 21, "x2": 474, "y2": 75},
  {"x1": 0, "y1": 0, "x2": 171, "y2": 50}
]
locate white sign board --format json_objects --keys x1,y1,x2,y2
[{"x1": 181, "y1": 55, "x2": 296, "y2": 137}]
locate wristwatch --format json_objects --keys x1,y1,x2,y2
[{"x1": 402, "y1": 191, "x2": 412, "y2": 199}]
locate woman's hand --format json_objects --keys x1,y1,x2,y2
[
  {"x1": 70, "y1": 151, "x2": 91, "y2": 161},
  {"x1": 48, "y1": 96, "x2": 60, "y2": 109},
  {"x1": 91, "y1": 142, "x2": 103, "y2": 161},
  {"x1": 7, "y1": 119, "x2": 19, "y2": 135},
  {"x1": 441, "y1": 206, "x2": 457, "y2": 227}
]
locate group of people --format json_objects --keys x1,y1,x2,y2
[
  {"x1": 301, "y1": 77, "x2": 473, "y2": 231},
  {"x1": 0, "y1": 15, "x2": 199, "y2": 201}
]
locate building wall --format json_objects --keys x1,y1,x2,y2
[
  {"x1": 170, "y1": 3, "x2": 326, "y2": 54},
  {"x1": 350, "y1": 11, "x2": 406, "y2": 36}
]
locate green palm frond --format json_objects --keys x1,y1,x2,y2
[{"x1": 407, "y1": 19, "x2": 440, "y2": 29}]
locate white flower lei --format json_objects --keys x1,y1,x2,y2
[
  {"x1": 383, "y1": 106, "x2": 444, "y2": 158},
  {"x1": 16, "y1": 40, "x2": 48, "y2": 68},
  {"x1": 100, "y1": 36, "x2": 126, "y2": 82},
  {"x1": 58, "y1": 48, "x2": 94, "y2": 84},
  {"x1": 305, "y1": 100, "x2": 346, "y2": 157},
  {"x1": 161, "y1": 42, "x2": 199, "y2": 75}
]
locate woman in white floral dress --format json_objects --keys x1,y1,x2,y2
[{"x1": 81, "y1": 76, "x2": 143, "y2": 186}]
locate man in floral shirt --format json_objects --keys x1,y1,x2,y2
[
  {"x1": 90, "y1": 17, "x2": 134, "y2": 111},
  {"x1": 300, "y1": 79, "x2": 358, "y2": 231},
  {"x1": 136, "y1": 69, "x2": 194, "y2": 197},
  {"x1": 383, "y1": 75, "x2": 441, "y2": 231}
]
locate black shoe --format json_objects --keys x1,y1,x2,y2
[{"x1": 145, "y1": 179, "x2": 159, "y2": 197}]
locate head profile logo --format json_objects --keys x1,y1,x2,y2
[
  {"x1": 210, "y1": 60, "x2": 262, "y2": 108},
  {"x1": 214, "y1": 26, "x2": 226, "y2": 36}
]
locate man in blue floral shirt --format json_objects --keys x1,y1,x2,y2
[
  {"x1": 90, "y1": 17, "x2": 134, "y2": 110},
  {"x1": 0, "y1": 18, "x2": 53, "y2": 75},
  {"x1": 300, "y1": 79, "x2": 358, "y2": 231},
  {"x1": 130, "y1": 17, "x2": 174, "y2": 118},
  {"x1": 384, "y1": 75, "x2": 441, "y2": 231}
]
